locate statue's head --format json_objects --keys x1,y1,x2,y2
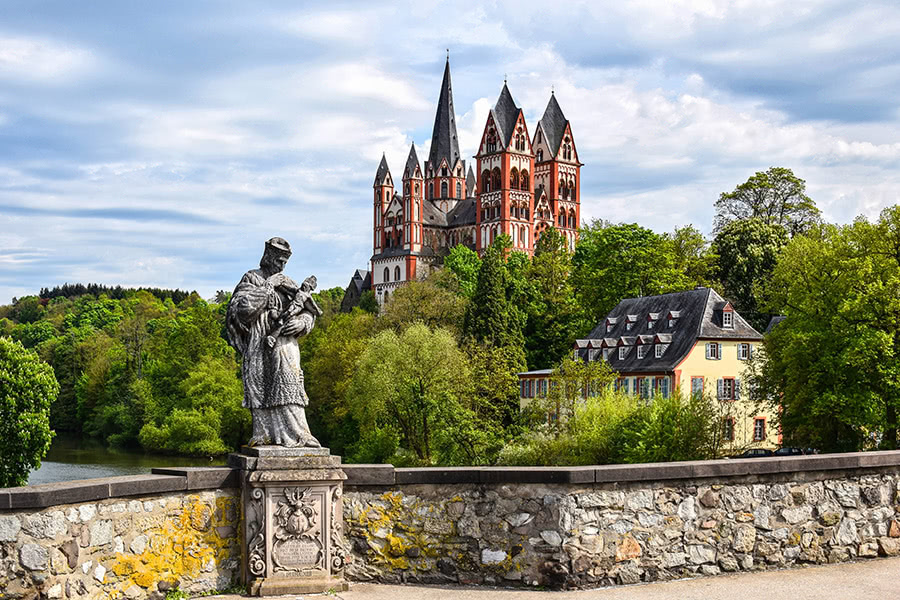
[{"x1": 260, "y1": 237, "x2": 292, "y2": 273}]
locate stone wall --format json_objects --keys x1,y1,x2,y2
[
  {"x1": 340, "y1": 454, "x2": 900, "y2": 588},
  {"x1": 0, "y1": 469, "x2": 240, "y2": 600},
  {"x1": 3, "y1": 453, "x2": 900, "y2": 597}
]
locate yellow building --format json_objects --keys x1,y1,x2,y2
[{"x1": 520, "y1": 287, "x2": 778, "y2": 449}]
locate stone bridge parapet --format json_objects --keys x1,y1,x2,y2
[{"x1": 2, "y1": 452, "x2": 900, "y2": 597}]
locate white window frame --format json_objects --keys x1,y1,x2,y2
[
  {"x1": 738, "y1": 343, "x2": 751, "y2": 360},
  {"x1": 754, "y1": 418, "x2": 766, "y2": 442},
  {"x1": 723, "y1": 310, "x2": 734, "y2": 329},
  {"x1": 706, "y1": 342, "x2": 721, "y2": 360},
  {"x1": 655, "y1": 344, "x2": 665, "y2": 358},
  {"x1": 668, "y1": 318, "x2": 675, "y2": 328},
  {"x1": 648, "y1": 320, "x2": 654, "y2": 330},
  {"x1": 618, "y1": 346, "x2": 627, "y2": 360},
  {"x1": 637, "y1": 345, "x2": 648, "y2": 359}
]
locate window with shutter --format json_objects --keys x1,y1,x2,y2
[
  {"x1": 734, "y1": 379, "x2": 741, "y2": 401},
  {"x1": 691, "y1": 377, "x2": 704, "y2": 397},
  {"x1": 717, "y1": 378, "x2": 724, "y2": 400}
]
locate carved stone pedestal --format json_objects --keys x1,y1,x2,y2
[{"x1": 228, "y1": 446, "x2": 349, "y2": 595}]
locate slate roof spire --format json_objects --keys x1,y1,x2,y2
[
  {"x1": 538, "y1": 93, "x2": 569, "y2": 155},
  {"x1": 404, "y1": 143, "x2": 421, "y2": 179},
  {"x1": 491, "y1": 82, "x2": 521, "y2": 147},
  {"x1": 427, "y1": 57, "x2": 461, "y2": 171},
  {"x1": 373, "y1": 153, "x2": 391, "y2": 186}
]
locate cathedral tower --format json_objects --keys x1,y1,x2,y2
[
  {"x1": 532, "y1": 93, "x2": 581, "y2": 250},
  {"x1": 475, "y1": 83, "x2": 535, "y2": 255},
  {"x1": 401, "y1": 143, "x2": 423, "y2": 278},
  {"x1": 425, "y1": 58, "x2": 467, "y2": 213},
  {"x1": 373, "y1": 153, "x2": 393, "y2": 256}
]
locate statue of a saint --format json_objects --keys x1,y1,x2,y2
[{"x1": 225, "y1": 237, "x2": 321, "y2": 447}]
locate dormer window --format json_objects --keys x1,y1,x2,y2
[
  {"x1": 618, "y1": 346, "x2": 627, "y2": 360},
  {"x1": 655, "y1": 344, "x2": 668, "y2": 358},
  {"x1": 723, "y1": 310, "x2": 734, "y2": 329},
  {"x1": 637, "y1": 345, "x2": 648, "y2": 359}
]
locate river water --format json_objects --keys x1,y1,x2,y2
[{"x1": 26, "y1": 433, "x2": 225, "y2": 486}]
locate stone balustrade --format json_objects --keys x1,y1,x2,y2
[{"x1": 2, "y1": 452, "x2": 900, "y2": 597}]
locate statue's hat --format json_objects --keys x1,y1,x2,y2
[{"x1": 265, "y1": 237, "x2": 292, "y2": 256}]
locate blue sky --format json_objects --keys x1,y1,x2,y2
[{"x1": 1, "y1": 0, "x2": 899, "y2": 303}]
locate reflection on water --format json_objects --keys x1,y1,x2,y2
[{"x1": 26, "y1": 433, "x2": 225, "y2": 486}]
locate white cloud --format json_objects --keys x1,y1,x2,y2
[{"x1": 0, "y1": 35, "x2": 95, "y2": 82}]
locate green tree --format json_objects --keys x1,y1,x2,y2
[
  {"x1": 753, "y1": 208, "x2": 900, "y2": 451},
  {"x1": 714, "y1": 167, "x2": 821, "y2": 236},
  {"x1": 358, "y1": 290, "x2": 378, "y2": 314},
  {"x1": 666, "y1": 225, "x2": 716, "y2": 287},
  {"x1": 444, "y1": 244, "x2": 481, "y2": 298},
  {"x1": 464, "y1": 237, "x2": 524, "y2": 348},
  {"x1": 0, "y1": 337, "x2": 58, "y2": 486},
  {"x1": 380, "y1": 276, "x2": 466, "y2": 338},
  {"x1": 11, "y1": 296, "x2": 45, "y2": 324},
  {"x1": 525, "y1": 227, "x2": 585, "y2": 368},
  {"x1": 302, "y1": 309, "x2": 376, "y2": 455},
  {"x1": 348, "y1": 323, "x2": 470, "y2": 464},
  {"x1": 571, "y1": 221, "x2": 691, "y2": 325},
  {"x1": 712, "y1": 218, "x2": 788, "y2": 332}
]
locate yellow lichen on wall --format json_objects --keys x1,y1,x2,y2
[{"x1": 109, "y1": 495, "x2": 239, "y2": 596}]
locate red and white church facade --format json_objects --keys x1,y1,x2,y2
[{"x1": 368, "y1": 58, "x2": 583, "y2": 305}]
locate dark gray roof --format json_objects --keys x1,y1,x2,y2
[
  {"x1": 466, "y1": 166, "x2": 476, "y2": 197},
  {"x1": 491, "y1": 83, "x2": 521, "y2": 147},
  {"x1": 350, "y1": 269, "x2": 371, "y2": 294},
  {"x1": 579, "y1": 287, "x2": 762, "y2": 373},
  {"x1": 766, "y1": 315, "x2": 787, "y2": 333},
  {"x1": 423, "y1": 200, "x2": 448, "y2": 227},
  {"x1": 372, "y1": 245, "x2": 438, "y2": 261},
  {"x1": 448, "y1": 198, "x2": 476, "y2": 227},
  {"x1": 427, "y1": 59, "x2": 462, "y2": 171},
  {"x1": 538, "y1": 93, "x2": 568, "y2": 155},
  {"x1": 374, "y1": 154, "x2": 391, "y2": 186},
  {"x1": 404, "y1": 144, "x2": 420, "y2": 179}
]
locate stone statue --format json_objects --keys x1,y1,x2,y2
[{"x1": 225, "y1": 237, "x2": 320, "y2": 447}]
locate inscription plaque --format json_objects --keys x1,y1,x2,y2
[{"x1": 276, "y1": 539, "x2": 322, "y2": 569}]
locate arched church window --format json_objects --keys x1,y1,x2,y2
[
  {"x1": 442, "y1": 166, "x2": 448, "y2": 176},
  {"x1": 394, "y1": 266, "x2": 401, "y2": 281},
  {"x1": 481, "y1": 170, "x2": 491, "y2": 193},
  {"x1": 510, "y1": 168, "x2": 519, "y2": 190},
  {"x1": 520, "y1": 170, "x2": 529, "y2": 191},
  {"x1": 383, "y1": 267, "x2": 390, "y2": 282},
  {"x1": 415, "y1": 183, "x2": 419, "y2": 196},
  {"x1": 537, "y1": 150, "x2": 543, "y2": 161},
  {"x1": 492, "y1": 168, "x2": 501, "y2": 190},
  {"x1": 569, "y1": 183, "x2": 576, "y2": 201},
  {"x1": 560, "y1": 180, "x2": 567, "y2": 199},
  {"x1": 441, "y1": 181, "x2": 448, "y2": 197},
  {"x1": 569, "y1": 210, "x2": 576, "y2": 229},
  {"x1": 429, "y1": 183, "x2": 433, "y2": 199},
  {"x1": 456, "y1": 182, "x2": 461, "y2": 198}
]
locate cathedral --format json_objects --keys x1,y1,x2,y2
[{"x1": 362, "y1": 58, "x2": 583, "y2": 305}]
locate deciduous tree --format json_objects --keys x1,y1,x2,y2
[
  {"x1": 0, "y1": 337, "x2": 58, "y2": 486},
  {"x1": 713, "y1": 167, "x2": 821, "y2": 236}
]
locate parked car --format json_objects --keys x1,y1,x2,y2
[
  {"x1": 773, "y1": 446, "x2": 806, "y2": 456},
  {"x1": 730, "y1": 448, "x2": 775, "y2": 459}
]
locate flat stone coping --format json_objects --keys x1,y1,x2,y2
[
  {"x1": 3, "y1": 451, "x2": 900, "y2": 510},
  {"x1": 240, "y1": 445, "x2": 332, "y2": 457}
]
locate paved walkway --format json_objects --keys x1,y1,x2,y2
[{"x1": 205, "y1": 556, "x2": 900, "y2": 599}]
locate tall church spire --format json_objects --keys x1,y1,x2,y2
[{"x1": 427, "y1": 57, "x2": 461, "y2": 171}]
